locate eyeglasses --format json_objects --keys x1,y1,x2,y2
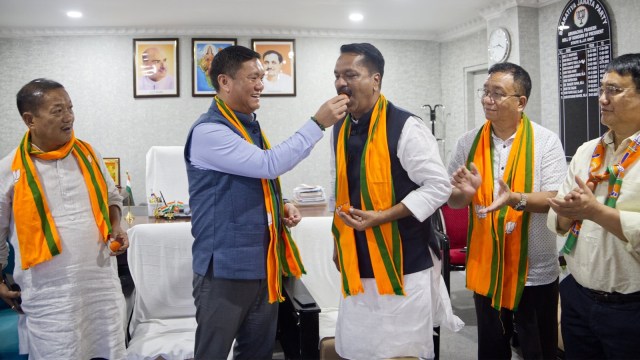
[
  {"x1": 599, "y1": 85, "x2": 636, "y2": 97},
  {"x1": 477, "y1": 89, "x2": 521, "y2": 103}
]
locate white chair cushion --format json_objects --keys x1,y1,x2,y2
[
  {"x1": 290, "y1": 216, "x2": 342, "y2": 342},
  {"x1": 126, "y1": 222, "x2": 196, "y2": 360}
]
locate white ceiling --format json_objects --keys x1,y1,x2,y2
[{"x1": 0, "y1": 0, "x2": 560, "y2": 40}]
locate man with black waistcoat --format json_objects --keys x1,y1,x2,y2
[
  {"x1": 331, "y1": 42, "x2": 462, "y2": 360},
  {"x1": 184, "y1": 45, "x2": 348, "y2": 360},
  {"x1": 547, "y1": 53, "x2": 640, "y2": 359}
]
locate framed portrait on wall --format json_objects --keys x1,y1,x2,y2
[
  {"x1": 103, "y1": 157, "x2": 121, "y2": 187},
  {"x1": 251, "y1": 39, "x2": 296, "y2": 96},
  {"x1": 133, "y1": 38, "x2": 179, "y2": 98},
  {"x1": 192, "y1": 38, "x2": 237, "y2": 97}
]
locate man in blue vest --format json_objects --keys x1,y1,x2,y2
[{"x1": 184, "y1": 45, "x2": 348, "y2": 360}]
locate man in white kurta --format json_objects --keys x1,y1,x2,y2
[
  {"x1": 331, "y1": 43, "x2": 462, "y2": 360},
  {"x1": 0, "y1": 79, "x2": 127, "y2": 360}
]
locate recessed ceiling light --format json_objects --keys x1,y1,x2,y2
[
  {"x1": 66, "y1": 11, "x2": 83, "y2": 18},
  {"x1": 349, "y1": 13, "x2": 364, "y2": 22}
]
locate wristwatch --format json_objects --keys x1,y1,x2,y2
[{"x1": 512, "y1": 192, "x2": 527, "y2": 211}]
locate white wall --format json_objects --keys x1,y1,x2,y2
[
  {"x1": 0, "y1": 35, "x2": 440, "y2": 204},
  {"x1": 1, "y1": 0, "x2": 639, "y2": 205},
  {"x1": 441, "y1": 0, "x2": 640, "y2": 164},
  {"x1": 439, "y1": 30, "x2": 487, "y2": 164}
]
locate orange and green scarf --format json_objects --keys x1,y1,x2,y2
[
  {"x1": 332, "y1": 94, "x2": 404, "y2": 297},
  {"x1": 466, "y1": 114, "x2": 534, "y2": 310},
  {"x1": 11, "y1": 131, "x2": 112, "y2": 270},
  {"x1": 214, "y1": 96, "x2": 305, "y2": 303},
  {"x1": 562, "y1": 131, "x2": 640, "y2": 253}
]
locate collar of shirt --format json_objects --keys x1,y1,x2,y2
[{"x1": 350, "y1": 106, "x2": 375, "y2": 126}]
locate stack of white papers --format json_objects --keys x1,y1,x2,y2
[{"x1": 293, "y1": 184, "x2": 327, "y2": 205}]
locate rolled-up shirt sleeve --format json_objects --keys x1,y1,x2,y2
[
  {"x1": 398, "y1": 117, "x2": 451, "y2": 222},
  {"x1": 190, "y1": 119, "x2": 323, "y2": 179},
  {"x1": 621, "y1": 211, "x2": 640, "y2": 252}
]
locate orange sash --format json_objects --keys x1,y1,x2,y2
[
  {"x1": 11, "y1": 131, "x2": 112, "y2": 269},
  {"x1": 332, "y1": 94, "x2": 404, "y2": 297},
  {"x1": 214, "y1": 96, "x2": 305, "y2": 303},
  {"x1": 466, "y1": 114, "x2": 533, "y2": 310}
]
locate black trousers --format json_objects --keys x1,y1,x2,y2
[
  {"x1": 560, "y1": 274, "x2": 640, "y2": 359},
  {"x1": 192, "y1": 265, "x2": 278, "y2": 360},
  {"x1": 474, "y1": 278, "x2": 559, "y2": 360}
]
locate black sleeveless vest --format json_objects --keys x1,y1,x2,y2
[{"x1": 332, "y1": 101, "x2": 435, "y2": 278}]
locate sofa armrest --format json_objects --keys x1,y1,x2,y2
[{"x1": 278, "y1": 276, "x2": 320, "y2": 360}]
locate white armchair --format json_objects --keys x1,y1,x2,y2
[
  {"x1": 287, "y1": 216, "x2": 342, "y2": 359},
  {"x1": 126, "y1": 222, "x2": 196, "y2": 360},
  {"x1": 145, "y1": 146, "x2": 189, "y2": 216}
]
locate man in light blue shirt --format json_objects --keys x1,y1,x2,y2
[{"x1": 184, "y1": 45, "x2": 348, "y2": 360}]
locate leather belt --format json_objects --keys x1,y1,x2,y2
[{"x1": 584, "y1": 287, "x2": 640, "y2": 304}]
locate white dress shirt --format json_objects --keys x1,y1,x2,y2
[
  {"x1": 330, "y1": 115, "x2": 451, "y2": 222},
  {"x1": 448, "y1": 120, "x2": 567, "y2": 286},
  {"x1": 547, "y1": 130, "x2": 640, "y2": 293}
]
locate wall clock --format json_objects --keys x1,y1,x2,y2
[{"x1": 488, "y1": 27, "x2": 511, "y2": 63}]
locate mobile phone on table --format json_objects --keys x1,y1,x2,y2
[{"x1": 2, "y1": 272, "x2": 23, "y2": 314}]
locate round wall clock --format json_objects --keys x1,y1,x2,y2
[{"x1": 488, "y1": 27, "x2": 511, "y2": 63}]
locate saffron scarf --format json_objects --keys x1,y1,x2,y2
[
  {"x1": 11, "y1": 131, "x2": 112, "y2": 269},
  {"x1": 562, "y1": 131, "x2": 640, "y2": 253},
  {"x1": 214, "y1": 96, "x2": 305, "y2": 303},
  {"x1": 466, "y1": 114, "x2": 534, "y2": 310},
  {"x1": 332, "y1": 94, "x2": 404, "y2": 297}
]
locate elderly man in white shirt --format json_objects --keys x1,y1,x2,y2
[{"x1": 0, "y1": 78, "x2": 127, "y2": 360}]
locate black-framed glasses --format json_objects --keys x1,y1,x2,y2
[
  {"x1": 476, "y1": 88, "x2": 521, "y2": 103},
  {"x1": 599, "y1": 85, "x2": 635, "y2": 97}
]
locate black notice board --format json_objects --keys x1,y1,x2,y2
[{"x1": 557, "y1": 0, "x2": 612, "y2": 160}]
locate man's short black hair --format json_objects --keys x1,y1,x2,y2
[
  {"x1": 263, "y1": 50, "x2": 283, "y2": 63},
  {"x1": 488, "y1": 62, "x2": 532, "y2": 99},
  {"x1": 16, "y1": 78, "x2": 65, "y2": 116},
  {"x1": 340, "y1": 43, "x2": 385, "y2": 83},
  {"x1": 209, "y1": 45, "x2": 261, "y2": 91},
  {"x1": 605, "y1": 53, "x2": 640, "y2": 90}
]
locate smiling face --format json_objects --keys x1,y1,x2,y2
[
  {"x1": 480, "y1": 71, "x2": 526, "y2": 126},
  {"x1": 334, "y1": 52, "x2": 380, "y2": 119},
  {"x1": 23, "y1": 88, "x2": 75, "y2": 152},
  {"x1": 217, "y1": 58, "x2": 265, "y2": 114},
  {"x1": 599, "y1": 71, "x2": 640, "y2": 141},
  {"x1": 263, "y1": 53, "x2": 283, "y2": 81}
]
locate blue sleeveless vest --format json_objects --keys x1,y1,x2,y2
[{"x1": 185, "y1": 101, "x2": 271, "y2": 279}]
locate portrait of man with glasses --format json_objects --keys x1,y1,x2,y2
[{"x1": 447, "y1": 62, "x2": 567, "y2": 359}]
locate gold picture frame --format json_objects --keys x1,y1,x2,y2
[{"x1": 103, "y1": 157, "x2": 121, "y2": 187}]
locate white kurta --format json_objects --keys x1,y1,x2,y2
[
  {"x1": 335, "y1": 252, "x2": 464, "y2": 360},
  {"x1": 330, "y1": 115, "x2": 463, "y2": 359},
  {"x1": 0, "y1": 148, "x2": 126, "y2": 360}
]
